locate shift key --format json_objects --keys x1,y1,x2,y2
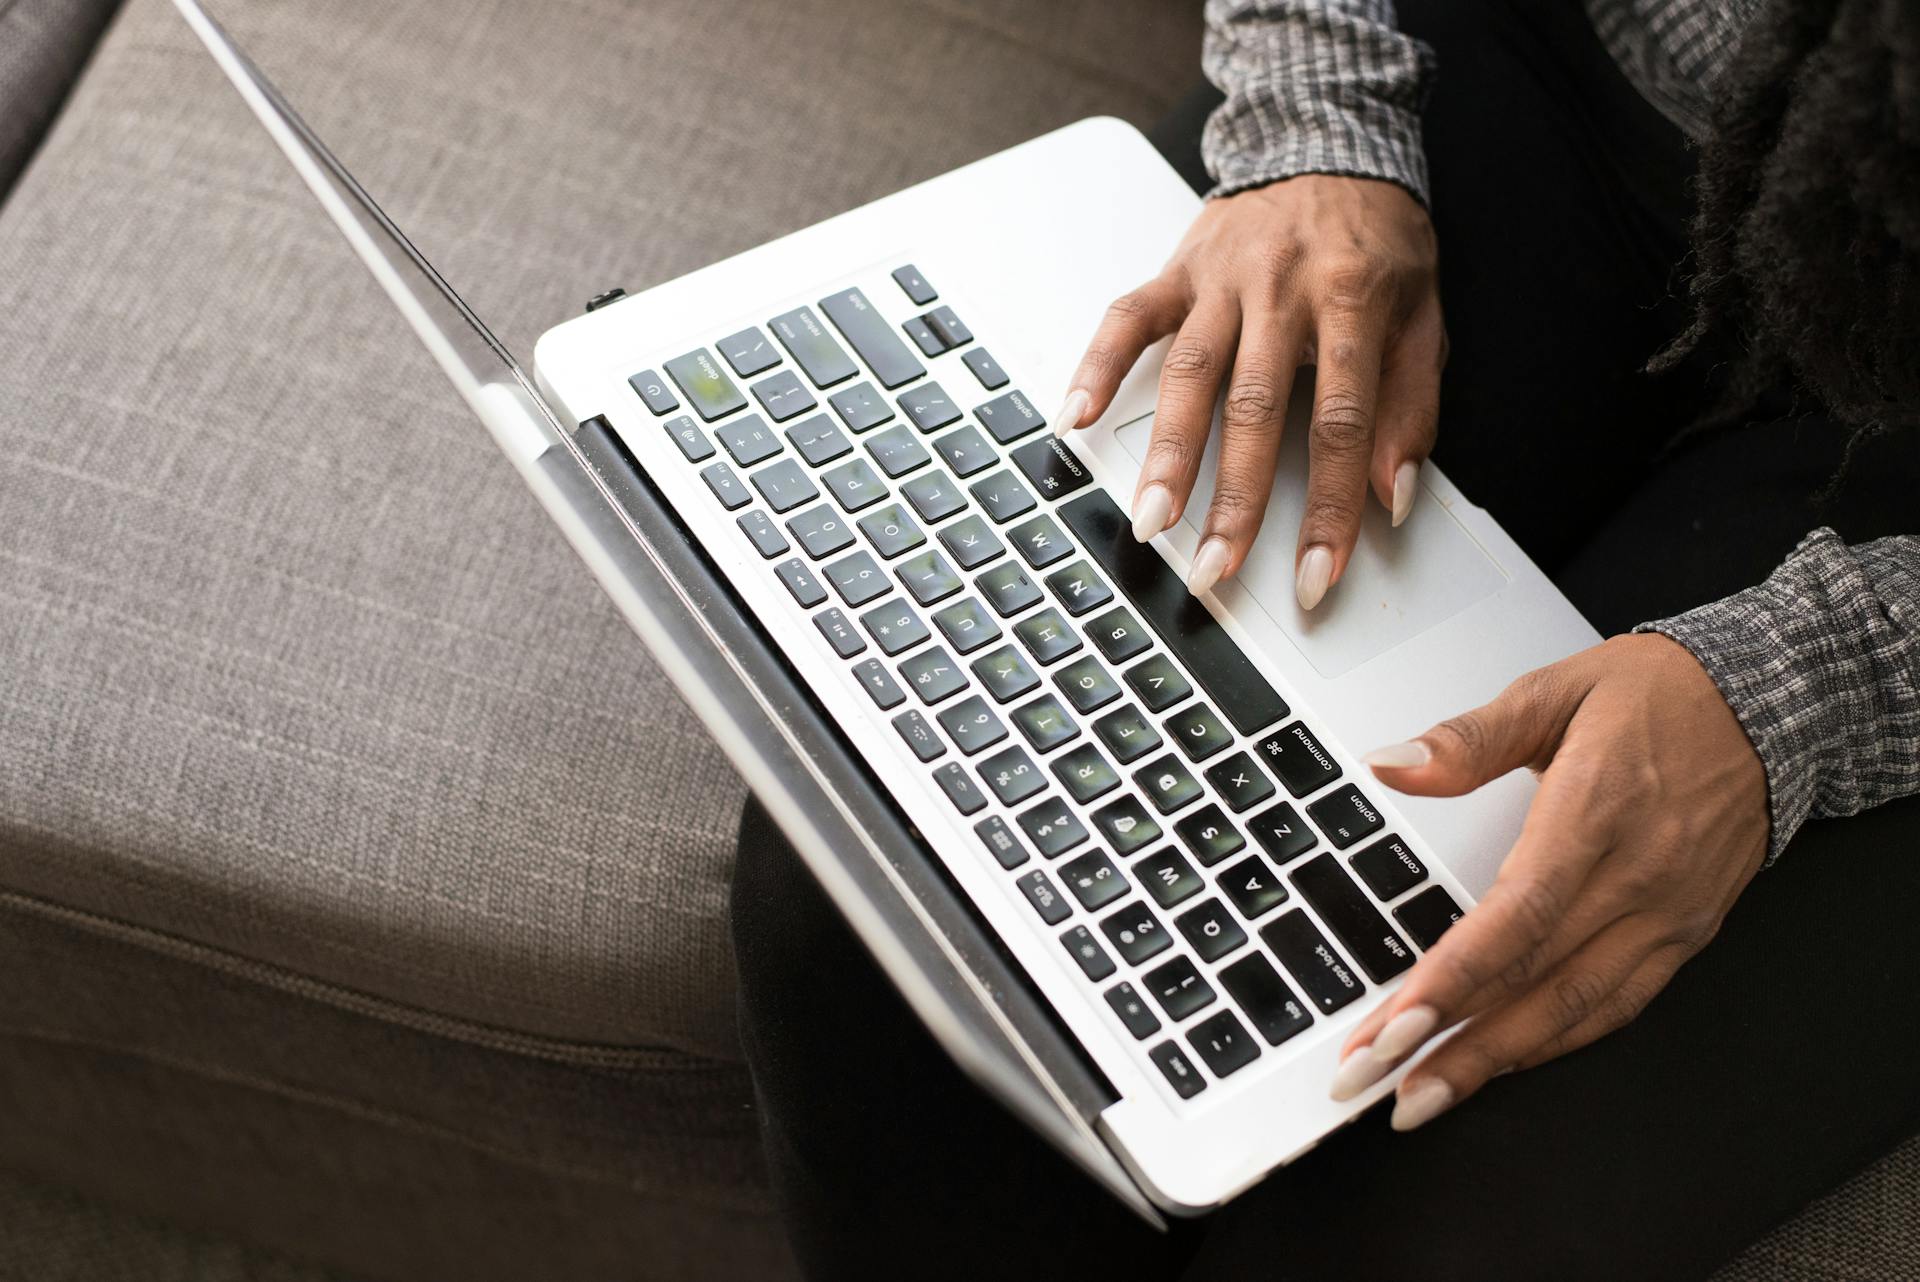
[
  {"x1": 820, "y1": 287, "x2": 925, "y2": 389},
  {"x1": 1290, "y1": 853, "x2": 1414, "y2": 983}
]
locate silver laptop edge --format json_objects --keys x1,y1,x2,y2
[{"x1": 166, "y1": 0, "x2": 1166, "y2": 1225}]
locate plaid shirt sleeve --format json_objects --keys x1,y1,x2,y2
[
  {"x1": 1635, "y1": 531, "x2": 1920, "y2": 860},
  {"x1": 1200, "y1": 0, "x2": 1436, "y2": 204}
]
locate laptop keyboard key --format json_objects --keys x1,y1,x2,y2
[
  {"x1": 660, "y1": 414, "x2": 713, "y2": 462},
  {"x1": 1091, "y1": 795, "x2": 1160, "y2": 856},
  {"x1": 769, "y1": 306, "x2": 858, "y2": 387},
  {"x1": 932, "y1": 597, "x2": 1002, "y2": 653},
  {"x1": 1164, "y1": 702, "x2": 1234, "y2": 762},
  {"x1": 933, "y1": 761, "x2": 987, "y2": 814},
  {"x1": 820, "y1": 287, "x2": 925, "y2": 389},
  {"x1": 971, "y1": 644, "x2": 1040, "y2": 702},
  {"x1": 1012, "y1": 607, "x2": 1080, "y2": 665},
  {"x1": 1259, "y1": 723, "x2": 1342, "y2": 798},
  {"x1": 926, "y1": 305, "x2": 972, "y2": 348},
  {"x1": 896, "y1": 550, "x2": 963, "y2": 605},
  {"x1": 1145, "y1": 956, "x2": 1215, "y2": 1021},
  {"x1": 1010, "y1": 693, "x2": 1080, "y2": 753},
  {"x1": 1261, "y1": 910, "x2": 1365, "y2": 1015},
  {"x1": 1125, "y1": 653, "x2": 1192, "y2": 712},
  {"x1": 852, "y1": 658, "x2": 905, "y2": 709},
  {"x1": 1088, "y1": 608, "x2": 1151, "y2": 662},
  {"x1": 898, "y1": 645, "x2": 967, "y2": 704},
  {"x1": 1291, "y1": 853, "x2": 1414, "y2": 982},
  {"x1": 1219, "y1": 854, "x2": 1289, "y2": 920},
  {"x1": 1016, "y1": 870, "x2": 1070, "y2": 925},
  {"x1": 1011, "y1": 438, "x2": 1094, "y2": 506},
  {"x1": 1053, "y1": 655, "x2": 1121, "y2": 713},
  {"x1": 1092, "y1": 703, "x2": 1163, "y2": 764},
  {"x1": 898, "y1": 382, "x2": 963, "y2": 432},
  {"x1": 1134, "y1": 849, "x2": 1203, "y2": 909},
  {"x1": 1394, "y1": 885, "x2": 1465, "y2": 949},
  {"x1": 891, "y1": 709, "x2": 946, "y2": 762},
  {"x1": 900, "y1": 472, "x2": 969, "y2": 523},
  {"x1": 1149, "y1": 1041, "x2": 1207, "y2": 1099},
  {"x1": 785, "y1": 414, "x2": 851, "y2": 465},
  {"x1": 968, "y1": 471, "x2": 1037, "y2": 523},
  {"x1": 938, "y1": 514, "x2": 1005, "y2": 570},
  {"x1": 1350, "y1": 834, "x2": 1427, "y2": 901},
  {"x1": 961, "y1": 347, "x2": 1008, "y2": 390},
  {"x1": 930, "y1": 424, "x2": 997, "y2": 477},
  {"x1": 891, "y1": 263, "x2": 936, "y2": 306},
  {"x1": 862, "y1": 423, "x2": 931, "y2": 478},
  {"x1": 736, "y1": 510, "x2": 789, "y2": 558},
  {"x1": 975, "y1": 390, "x2": 1047, "y2": 444},
  {"x1": 629, "y1": 369, "x2": 680, "y2": 415},
  {"x1": 1052, "y1": 743, "x2": 1119, "y2": 804},
  {"x1": 903, "y1": 315, "x2": 945, "y2": 357},
  {"x1": 1176, "y1": 898, "x2": 1248, "y2": 963},
  {"x1": 1106, "y1": 982, "x2": 1161, "y2": 1040},
  {"x1": 699, "y1": 461, "x2": 750, "y2": 509},
  {"x1": 1205, "y1": 751, "x2": 1277, "y2": 813},
  {"x1": 1017, "y1": 797, "x2": 1088, "y2": 858},
  {"x1": 774, "y1": 558, "x2": 826, "y2": 607},
  {"x1": 1135, "y1": 754, "x2": 1204, "y2": 815},
  {"x1": 1307, "y1": 785, "x2": 1385, "y2": 849},
  {"x1": 827, "y1": 381, "x2": 894, "y2": 432},
  {"x1": 1188, "y1": 1009, "x2": 1260, "y2": 1079},
  {"x1": 749, "y1": 458, "x2": 819, "y2": 513},
  {"x1": 974, "y1": 815, "x2": 1028, "y2": 870},
  {"x1": 858, "y1": 598, "x2": 930, "y2": 656},
  {"x1": 936, "y1": 694, "x2": 1008, "y2": 756},
  {"x1": 821, "y1": 458, "x2": 890, "y2": 511},
  {"x1": 977, "y1": 562, "x2": 1044, "y2": 618},
  {"x1": 665, "y1": 348, "x2": 748, "y2": 421},
  {"x1": 1061, "y1": 849, "x2": 1127, "y2": 911},
  {"x1": 856, "y1": 503, "x2": 926, "y2": 558},
  {"x1": 718, "y1": 326, "x2": 780, "y2": 378},
  {"x1": 787, "y1": 505, "x2": 855, "y2": 558},
  {"x1": 1062, "y1": 925, "x2": 1116, "y2": 981},
  {"x1": 1101, "y1": 900, "x2": 1171, "y2": 965},
  {"x1": 1009, "y1": 514, "x2": 1073, "y2": 569},
  {"x1": 823, "y1": 550, "x2": 889, "y2": 606},
  {"x1": 1044, "y1": 561, "x2": 1114, "y2": 616},
  {"x1": 1248, "y1": 801, "x2": 1315, "y2": 864},
  {"x1": 1219, "y1": 954, "x2": 1314, "y2": 1047},
  {"x1": 1173, "y1": 803, "x2": 1246, "y2": 866},
  {"x1": 813, "y1": 607, "x2": 864, "y2": 658},
  {"x1": 980, "y1": 745, "x2": 1047, "y2": 806}
]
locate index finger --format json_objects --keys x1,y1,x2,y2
[{"x1": 1056, "y1": 277, "x2": 1187, "y2": 436}]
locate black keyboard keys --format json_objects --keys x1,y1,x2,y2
[
  {"x1": 820, "y1": 287, "x2": 925, "y2": 389},
  {"x1": 1060, "y1": 849, "x2": 1127, "y2": 911},
  {"x1": 1134, "y1": 754, "x2": 1204, "y2": 815},
  {"x1": 1175, "y1": 898, "x2": 1248, "y2": 963},
  {"x1": 1010, "y1": 436, "x2": 1094, "y2": 500},
  {"x1": 891, "y1": 709, "x2": 946, "y2": 762},
  {"x1": 813, "y1": 607, "x2": 864, "y2": 658},
  {"x1": 931, "y1": 597, "x2": 1001, "y2": 653},
  {"x1": 968, "y1": 471, "x2": 1037, "y2": 523},
  {"x1": 1058, "y1": 490, "x2": 1290, "y2": 736},
  {"x1": 926, "y1": 305, "x2": 972, "y2": 349},
  {"x1": 1053, "y1": 655, "x2": 1122, "y2": 713},
  {"x1": 1017, "y1": 797, "x2": 1088, "y2": 859},
  {"x1": 827, "y1": 381, "x2": 894, "y2": 433},
  {"x1": 1009, "y1": 514, "x2": 1073, "y2": 569},
  {"x1": 774, "y1": 558, "x2": 826, "y2": 607},
  {"x1": 717, "y1": 326, "x2": 780, "y2": 378},
  {"x1": 1061, "y1": 926, "x2": 1115, "y2": 980},
  {"x1": 821, "y1": 457, "x2": 890, "y2": 511},
  {"x1": 1044, "y1": 561, "x2": 1114, "y2": 616},
  {"x1": 660, "y1": 414, "x2": 713, "y2": 462},
  {"x1": 1012, "y1": 607, "x2": 1080, "y2": 665},
  {"x1": 1052, "y1": 743, "x2": 1119, "y2": 803},
  {"x1": 974, "y1": 390, "x2": 1047, "y2": 444},
  {"x1": 736, "y1": 510, "x2": 788, "y2": 558},
  {"x1": 1090, "y1": 795, "x2": 1160, "y2": 856},
  {"x1": 1291, "y1": 853, "x2": 1414, "y2": 982},
  {"x1": 896, "y1": 549, "x2": 963, "y2": 605},
  {"x1": 629, "y1": 369, "x2": 680, "y2": 415},
  {"x1": 974, "y1": 815, "x2": 1028, "y2": 869},
  {"x1": 1350, "y1": 834, "x2": 1427, "y2": 901},
  {"x1": 1205, "y1": 751, "x2": 1277, "y2": 813},
  {"x1": 903, "y1": 315, "x2": 944, "y2": 358},
  {"x1": 1088, "y1": 608, "x2": 1151, "y2": 663},
  {"x1": 1394, "y1": 885, "x2": 1464, "y2": 949},
  {"x1": 898, "y1": 645, "x2": 967, "y2": 704},
  {"x1": 1259, "y1": 722, "x2": 1342, "y2": 798},
  {"x1": 1164, "y1": 702, "x2": 1234, "y2": 762},
  {"x1": 823, "y1": 550, "x2": 889, "y2": 606},
  {"x1": 1125, "y1": 653, "x2": 1192, "y2": 712},
  {"x1": 1106, "y1": 982, "x2": 1161, "y2": 1040},
  {"x1": 858, "y1": 598, "x2": 930, "y2": 656},
  {"x1": 1149, "y1": 1041, "x2": 1207, "y2": 1099},
  {"x1": 852, "y1": 658, "x2": 905, "y2": 709},
  {"x1": 936, "y1": 694, "x2": 1008, "y2": 756},
  {"x1": 937, "y1": 515, "x2": 1005, "y2": 570},
  {"x1": 1219, "y1": 854, "x2": 1289, "y2": 920},
  {"x1": 785, "y1": 414, "x2": 851, "y2": 465},
  {"x1": 699, "y1": 460, "x2": 750, "y2": 509},
  {"x1": 1248, "y1": 801, "x2": 1315, "y2": 864},
  {"x1": 1016, "y1": 870, "x2": 1070, "y2": 924},
  {"x1": 979, "y1": 745, "x2": 1046, "y2": 806},
  {"x1": 1306, "y1": 784, "x2": 1385, "y2": 849},
  {"x1": 1218, "y1": 954, "x2": 1313, "y2": 1047},
  {"x1": 1134, "y1": 849, "x2": 1204, "y2": 909},
  {"x1": 1261, "y1": 910, "x2": 1364, "y2": 1015},
  {"x1": 863, "y1": 424, "x2": 931, "y2": 478},
  {"x1": 1010, "y1": 693, "x2": 1080, "y2": 753},
  {"x1": 933, "y1": 762, "x2": 986, "y2": 814},
  {"x1": 768, "y1": 306, "x2": 858, "y2": 387},
  {"x1": 900, "y1": 472, "x2": 969, "y2": 523},
  {"x1": 665, "y1": 348, "x2": 748, "y2": 421},
  {"x1": 891, "y1": 264, "x2": 936, "y2": 306},
  {"x1": 856, "y1": 503, "x2": 926, "y2": 558},
  {"x1": 899, "y1": 382, "x2": 963, "y2": 432},
  {"x1": 962, "y1": 347, "x2": 1008, "y2": 390},
  {"x1": 788, "y1": 505, "x2": 855, "y2": 558},
  {"x1": 930, "y1": 425, "x2": 997, "y2": 477},
  {"x1": 1188, "y1": 1009, "x2": 1260, "y2": 1079},
  {"x1": 971, "y1": 645, "x2": 1040, "y2": 702},
  {"x1": 1092, "y1": 704, "x2": 1163, "y2": 764},
  {"x1": 977, "y1": 562, "x2": 1044, "y2": 618},
  {"x1": 1173, "y1": 804, "x2": 1246, "y2": 866},
  {"x1": 1101, "y1": 900, "x2": 1171, "y2": 965},
  {"x1": 1144, "y1": 956, "x2": 1215, "y2": 1021},
  {"x1": 749, "y1": 458, "x2": 819, "y2": 513}
]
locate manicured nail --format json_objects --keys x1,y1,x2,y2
[
  {"x1": 1329, "y1": 1048, "x2": 1393, "y2": 1102},
  {"x1": 1391, "y1": 459, "x2": 1420, "y2": 527},
  {"x1": 1131, "y1": 483, "x2": 1172, "y2": 542},
  {"x1": 1186, "y1": 537, "x2": 1230, "y2": 596},
  {"x1": 1052, "y1": 389, "x2": 1091, "y2": 438},
  {"x1": 1295, "y1": 544, "x2": 1333, "y2": 610},
  {"x1": 1370, "y1": 1004, "x2": 1439, "y2": 1062},
  {"x1": 1362, "y1": 740, "x2": 1432, "y2": 770},
  {"x1": 1390, "y1": 1079, "x2": 1455, "y2": 1132}
]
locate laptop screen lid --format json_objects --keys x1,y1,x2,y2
[{"x1": 166, "y1": 0, "x2": 1164, "y2": 1225}]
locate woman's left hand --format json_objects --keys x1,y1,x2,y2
[{"x1": 1331, "y1": 633, "x2": 1770, "y2": 1130}]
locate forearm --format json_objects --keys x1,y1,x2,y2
[
  {"x1": 1636, "y1": 530, "x2": 1920, "y2": 857},
  {"x1": 1201, "y1": 0, "x2": 1435, "y2": 203}
]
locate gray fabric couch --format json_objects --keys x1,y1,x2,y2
[{"x1": 0, "y1": 1, "x2": 1911, "y2": 1279}]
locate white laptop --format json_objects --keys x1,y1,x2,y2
[{"x1": 173, "y1": 0, "x2": 1598, "y2": 1223}]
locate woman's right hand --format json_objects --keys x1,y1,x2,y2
[{"x1": 1055, "y1": 174, "x2": 1445, "y2": 608}]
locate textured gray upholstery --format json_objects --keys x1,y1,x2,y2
[{"x1": 0, "y1": 0, "x2": 121, "y2": 194}]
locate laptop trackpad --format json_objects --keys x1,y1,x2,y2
[{"x1": 1112, "y1": 413, "x2": 1508, "y2": 680}]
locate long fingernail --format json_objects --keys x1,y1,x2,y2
[
  {"x1": 1390, "y1": 1079, "x2": 1455, "y2": 1132},
  {"x1": 1052, "y1": 389, "x2": 1091, "y2": 438},
  {"x1": 1329, "y1": 1048, "x2": 1394, "y2": 1102},
  {"x1": 1187, "y1": 537, "x2": 1230, "y2": 596},
  {"x1": 1370, "y1": 1004, "x2": 1439, "y2": 1062},
  {"x1": 1295, "y1": 545, "x2": 1333, "y2": 610},
  {"x1": 1131, "y1": 483, "x2": 1172, "y2": 542},
  {"x1": 1391, "y1": 460, "x2": 1420, "y2": 527},
  {"x1": 1362, "y1": 740, "x2": 1432, "y2": 769}
]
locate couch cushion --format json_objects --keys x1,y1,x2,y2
[
  {"x1": 0, "y1": 0, "x2": 122, "y2": 195},
  {"x1": 0, "y1": 0, "x2": 1200, "y2": 1056}
]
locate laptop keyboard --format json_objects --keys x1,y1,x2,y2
[{"x1": 621, "y1": 264, "x2": 1464, "y2": 1105}]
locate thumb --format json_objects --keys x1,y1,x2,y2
[{"x1": 1363, "y1": 669, "x2": 1579, "y2": 797}]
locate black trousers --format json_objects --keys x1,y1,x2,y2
[{"x1": 730, "y1": 2, "x2": 1920, "y2": 1279}]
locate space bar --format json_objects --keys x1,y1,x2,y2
[{"x1": 1059, "y1": 490, "x2": 1289, "y2": 736}]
